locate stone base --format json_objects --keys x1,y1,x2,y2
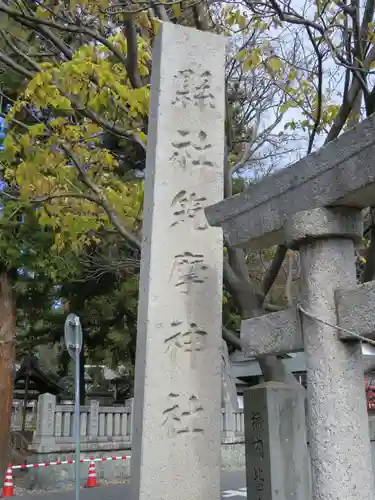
[{"x1": 221, "y1": 442, "x2": 245, "y2": 470}]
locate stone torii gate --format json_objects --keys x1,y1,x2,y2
[{"x1": 205, "y1": 114, "x2": 375, "y2": 500}]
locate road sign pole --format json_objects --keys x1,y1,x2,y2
[
  {"x1": 64, "y1": 314, "x2": 83, "y2": 500},
  {"x1": 75, "y1": 342, "x2": 80, "y2": 500}
]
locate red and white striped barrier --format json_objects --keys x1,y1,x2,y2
[
  {"x1": 2, "y1": 456, "x2": 129, "y2": 497},
  {"x1": 11, "y1": 455, "x2": 129, "y2": 470}
]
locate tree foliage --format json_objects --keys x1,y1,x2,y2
[{"x1": 3, "y1": 29, "x2": 148, "y2": 249}]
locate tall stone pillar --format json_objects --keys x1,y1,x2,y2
[
  {"x1": 131, "y1": 23, "x2": 226, "y2": 500},
  {"x1": 286, "y1": 207, "x2": 373, "y2": 500}
]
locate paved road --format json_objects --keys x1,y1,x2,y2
[
  {"x1": 221, "y1": 469, "x2": 247, "y2": 498},
  {"x1": 14, "y1": 469, "x2": 246, "y2": 499}
]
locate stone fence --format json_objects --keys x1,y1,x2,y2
[
  {"x1": 30, "y1": 394, "x2": 133, "y2": 454},
  {"x1": 8, "y1": 393, "x2": 245, "y2": 490},
  {"x1": 11, "y1": 409, "x2": 36, "y2": 431},
  {"x1": 15, "y1": 393, "x2": 244, "y2": 455}
]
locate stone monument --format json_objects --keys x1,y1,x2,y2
[
  {"x1": 205, "y1": 117, "x2": 375, "y2": 500},
  {"x1": 131, "y1": 23, "x2": 226, "y2": 500}
]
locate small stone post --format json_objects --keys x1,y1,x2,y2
[
  {"x1": 244, "y1": 382, "x2": 310, "y2": 500},
  {"x1": 285, "y1": 207, "x2": 373, "y2": 500},
  {"x1": 221, "y1": 340, "x2": 237, "y2": 443},
  {"x1": 34, "y1": 393, "x2": 56, "y2": 452},
  {"x1": 125, "y1": 398, "x2": 134, "y2": 440},
  {"x1": 222, "y1": 398, "x2": 236, "y2": 443},
  {"x1": 88, "y1": 400, "x2": 99, "y2": 438}
]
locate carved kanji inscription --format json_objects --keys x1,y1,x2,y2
[
  {"x1": 252, "y1": 438, "x2": 264, "y2": 459},
  {"x1": 169, "y1": 251, "x2": 209, "y2": 294},
  {"x1": 253, "y1": 467, "x2": 265, "y2": 492},
  {"x1": 251, "y1": 412, "x2": 264, "y2": 432},
  {"x1": 170, "y1": 190, "x2": 208, "y2": 230},
  {"x1": 172, "y1": 69, "x2": 215, "y2": 109},
  {"x1": 162, "y1": 393, "x2": 204, "y2": 437},
  {"x1": 165, "y1": 320, "x2": 208, "y2": 365},
  {"x1": 248, "y1": 411, "x2": 267, "y2": 499},
  {"x1": 170, "y1": 130, "x2": 215, "y2": 170}
]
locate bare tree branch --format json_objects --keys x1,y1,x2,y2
[
  {"x1": 0, "y1": 31, "x2": 42, "y2": 72},
  {"x1": 363, "y1": 207, "x2": 375, "y2": 283},
  {"x1": 0, "y1": 50, "x2": 35, "y2": 79},
  {"x1": 262, "y1": 244, "x2": 287, "y2": 298},
  {"x1": 360, "y1": 0, "x2": 375, "y2": 52},
  {"x1": 122, "y1": 18, "x2": 142, "y2": 88},
  {"x1": 306, "y1": 26, "x2": 323, "y2": 154},
  {"x1": 0, "y1": 3, "x2": 140, "y2": 87},
  {"x1": 222, "y1": 325, "x2": 242, "y2": 350},
  {"x1": 325, "y1": 47, "x2": 375, "y2": 143},
  {"x1": 223, "y1": 258, "x2": 264, "y2": 319},
  {"x1": 59, "y1": 143, "x2": 142, "y2": 250}
]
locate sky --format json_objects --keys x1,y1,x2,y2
[{"x1": 236, "y1": 0, "x2": 362, "y2": 179}]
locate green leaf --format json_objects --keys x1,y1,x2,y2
[
  {"x1": 243, "y1": 49, "x2": 261, "y2": 71},
  {"x1": 235, "y1": 49, "x2": 248, "y2": 62},
  {"x1": 280, "y1": 100, "x2": 292, "y2": 114},
  {"x1": 267, "y1": 56, "x2": 282, "y2": 72}
]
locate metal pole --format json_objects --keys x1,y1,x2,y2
[
  {"x1": 75, "y1": 344, "x2": 80, "y2": 500},
  {"x1": 64, "y1": 314, "x2": 82, "y2": 500}
]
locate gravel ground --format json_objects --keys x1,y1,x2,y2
[
  {"x1": 12, "y1": 478, "x2": 130, "y2": 497},
  {"x1": 12, "y1": 482, "x2": 132, "y2": 500},
  {"x1": 10, "y1": 469, "x2": 246, "y2": 499}
]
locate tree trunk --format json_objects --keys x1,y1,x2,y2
[
  {"x1": 363, "y1": 207, "x2": 375, "y2": 283},
  {"x1": 0, "y1": 273, "x2": 15, "y2": 487}
]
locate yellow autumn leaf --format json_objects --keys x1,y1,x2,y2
[
  {"x1": 267, "y1": 56, "x2": 282, "y2": 72},
  {"x1": 151, "y1": 18, "x2": 161, "y2": 35},
  {"x1": 171, "y1": 2, "x2": 182, "y2": 18},
  {"x1": 243, "y1": 49, "x2": 261, "y2": 71},
  {"x1": 235, "y1": 49, "x2": 248, "y2": 62},
  {"x1": 35, "y1": 6, "x2": 50, "y2": 19}
]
